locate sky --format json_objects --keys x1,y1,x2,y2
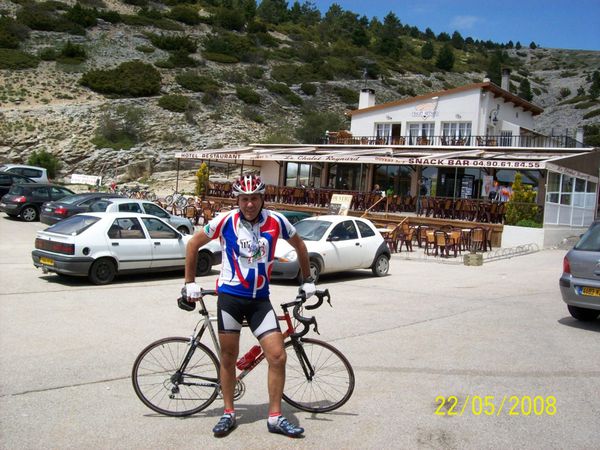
[{"x1": 310, "y1": 0, "x2": 600, "y2": 51}]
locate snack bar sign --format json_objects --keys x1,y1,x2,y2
[{"x1": 175, "y1": 151, "x2": 544, "y2": 169}]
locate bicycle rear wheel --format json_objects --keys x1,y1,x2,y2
[
  {"x1": 283, "y1": 338, "x2": 355, "y2": 413},
  {"x1": 132, "y1": 337, "x2": 220, "y2": 416}
]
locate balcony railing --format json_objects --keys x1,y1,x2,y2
[{"x1": 319, "y1": 134, "x2": 584, "y2": 148}]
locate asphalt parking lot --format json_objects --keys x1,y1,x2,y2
[{"x1": 1, "y1": 213, "x2": 599, "y2": 449}]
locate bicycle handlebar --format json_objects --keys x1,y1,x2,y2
[{"x1": 177, "y1": 288, "x2": 332, "y2": 340}]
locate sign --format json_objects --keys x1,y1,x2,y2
[
  {"x1": 176, "y1": 150, "x2": 548, "y2": 169},
  {"x1": 545, "y1": 163, "x2": 598, "y2": 183},
  {"x1": 71, "y1": 174, "x2": 102, "y2": 185},
  {"x1": 482, "y1": 175, "x2": 494, "y2": 198},
  {"x1": 328, "y1": 194, "x2": 353, "y2": 216}
]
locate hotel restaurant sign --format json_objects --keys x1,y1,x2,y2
[{"x1": 176, "y1": 151, "x2": 545, "y2": 169}]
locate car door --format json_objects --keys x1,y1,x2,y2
[
  {"x1": 106, "y1": 217, "x2": 153, "y2": 271},
  {"x1": 322, "y1": 220, "x2": 363, "y2": 271},
  {"x1": 141, "y1": 202, "x2": 172, "y2": 222},
  {"x1": 140, "y1": 217, "x2": 186, "y2": 268},
  {"x1": 355, "y1": 219, "x2": 383, "y2": 266}
]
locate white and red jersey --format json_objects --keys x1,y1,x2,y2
[{"x1": 204, "y1": 209, "x2": 296, "y2": 298}]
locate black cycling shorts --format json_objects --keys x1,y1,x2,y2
[{"x1": 217, "y1": 292, "x2": 280, "y2": 340}]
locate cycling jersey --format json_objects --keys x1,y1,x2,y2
[{"x1": 204, "y1": 209, "x2": 296, "y2": 298}]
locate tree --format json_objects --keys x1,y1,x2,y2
[
  {"x1": 256, "y1": 0, "x2": 288, "y2": 24},
  {"x1": 589, "y1": 70, "x2": 600, "y2": 99},
  {"x1": 437, "y1": 31, "x2": 450, "y2": 41},
  {"x1": 420, "y1": 40, "x2": 434, "y2": 60},
  {"x1": 486, "y1": 51, "x2": 503, "y2": 85},
  {"x1": 515, "y1": 41, "x2": 522, "y2": 49},
  {"x1": 195, "y1": 162, "x2": 210, "y2": 197},
  {"x1": 27, "y1": 149, "x2": 60, "y2": 179},
  {"x1": 424, "y1": 27, "x2": 435, "y2": 39},
  {"x1": 450, "y1": 30, "x2": 464, "y2": 49},
  {"x1": 295, "y1": 111, "x2": 346, "y2": 144},
  {"x1": 529, "y1": 41, "x2": 537, "y2": 49},
  {"x1": 435, "y1": 43, "x2": 454, "y2": 71},
  {"x1": 506, "y1": 40, "x2": 514, "y2": 49},
  {"x1": 375, "y1": 12, "x2": 403, "y2": 57},
  {"x1": 504, "y1": 172, "x2": 539, "y2": 226},
  {"x1": 518, "y1": 77, "x2": 533, "y2": 101}
]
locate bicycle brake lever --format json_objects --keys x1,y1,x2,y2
[{"x1": 313, "y1": 322, "x2": 320, "y2": 335}]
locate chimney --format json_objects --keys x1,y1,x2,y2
[
  {"x1": 359, "y1": 88, "x2": 375, "y2": 109},
  {"x1": 575, "y1": 127, "x2": 584, "y2": 147},
  {"x1": 501, "y1": 68, "x2": 511, "y2": 91}
]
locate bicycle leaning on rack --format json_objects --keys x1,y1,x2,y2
[{"x1": 131, "y1": 289, "x2": 355, "y2": 416}]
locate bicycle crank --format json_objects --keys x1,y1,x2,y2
[{"x1": 218, "y1": 380, "x2": 246, "y2": 400}]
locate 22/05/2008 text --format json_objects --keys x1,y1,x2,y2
[{"x1": 434, "y1": 395, "x2": 557, "y2": 417}]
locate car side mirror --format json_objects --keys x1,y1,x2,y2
[
  {"x1": 327, "y1": 235, "x2": 340, "y2": 242},
  {"x1": 178, "y1": 233, "x2": 183, "y2": 240}
]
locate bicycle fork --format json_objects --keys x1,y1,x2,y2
[{"x1": 290, "y1": 339, "x2": 315, "y2": 381}]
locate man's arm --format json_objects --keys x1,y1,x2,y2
[
  {"x1": 184, "y1": 228, "x2": 212, "y2": 283},
  {"x1": 287, "y1": 233, "x2": 310, "y2": 282}
]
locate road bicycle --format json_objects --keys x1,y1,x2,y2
[{"x1": 131, "y1": 289, "x2": 355, "y2": 416}]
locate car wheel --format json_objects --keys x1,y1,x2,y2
[
  {"x1": 371, "y1": 254, "x2": 389, "y2": 277},
  {"x1": 177, "y1": 226, "x2": 190, "y2": 235},
  {"x1": 21, "y1": 206, "x2": 38, "y2": 222},
  {"x1": 567, "y1": 305, "x2": 599, "y2": 321},
  {"x1": 196, "y1": 252, "x2": 212, "y2": 277},
  {"x1": 89, "y1": 258, "x2": 116, "y2": 285},
  {"x1": 309, "y1": 259, "x2": 321, "y2": 283}
]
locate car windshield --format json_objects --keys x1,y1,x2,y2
[
  {"x1": 574, "y1": 222, "x2": 600, "y2": 251},
  {"x1": 294, "y1": 219, "x2": 332, "y2": 241},
  {"x1": 8, "y1": 185, "x2": 26, "y2": 195},
  {"x1": 45, "y1": 215, "x2": 101, "y2": 236}
]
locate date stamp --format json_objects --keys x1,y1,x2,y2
[{"x1": 434, "y1": 395, "x2": 557, "y2": 417}]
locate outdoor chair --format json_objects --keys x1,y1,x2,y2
[
  {"x1": 470, "y1": 227, "x2": 486, "y2": 252},
  {"x1": 184, "y1": 205, "x2": 199, "y2": 225},
  {"x1": 434, "y1": 231, "x2": 449, "y2": 257}
]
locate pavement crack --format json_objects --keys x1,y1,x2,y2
[{"x1": 3, "y1": 375, "x2": 131, "y2": 397}]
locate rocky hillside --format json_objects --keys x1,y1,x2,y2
[{"x1": 0, "y1": 0, "x2": 599, "y2": 188}]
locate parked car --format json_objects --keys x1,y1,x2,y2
[
  {"x1": 89, "y1": 198, "x2": 195, "y2": 234},
  {"x1": 0, "y1": 170, "x2": 35, "y2": 196},
  {"x1": 40, "y1": 192, "x2": 125, "y2": 225},
  {"x1": 32, "y1": 212, "x2": 222, "y2": 285},
  {"x1": 278, "y1": 210, "x2": 313, "y2": 225},
  {"x1": 0, "y1": 183, "x2": 75, "y2": 222},
  {"x1": 559, "y1": 221, "x2": 600, "y2": 321},
  {"x1": 272, "y1": 215, "x2": 390, "y2": 282},
  {"x1": 0, "y1": 164, "x2": 49, "y2": 183}
]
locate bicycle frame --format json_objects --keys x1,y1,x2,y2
[{"x1": 173, "y1": 296, "x2": 313, "y2": 390}]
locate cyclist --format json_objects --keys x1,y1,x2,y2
[{"x1": 183, "y1": 174, "x2": 315, "y2": 438}]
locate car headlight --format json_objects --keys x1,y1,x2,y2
[{"x1": 278, "y1": 250, "x2": 297, "y2": 263}]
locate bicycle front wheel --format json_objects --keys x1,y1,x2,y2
[
  {"x1": 283, "y1": 338, "x2": 355, "y2": 413},
  {"x1": 132, "y1": 337, "x2": 220, "y2": 416}
]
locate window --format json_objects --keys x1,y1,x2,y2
[
  {"x1": 500, "y1": 130, "x2": 513, "y2": 146},
  {"x1": 0, "y1": 174, "x2": 10, "y2": 186},
  {"x1": 442, "y1": 122, "x2": 472, "y2": 144},
  {"x1": 31, "y1": 186, "x2": 50, "y2": 200},
  {"x1": 118, "y1": 203, "x2": 143, "y2": 213},
  {"x1": 51, "y1": 187, "x2": 73, "y2": 198},
  {"x1": 142, "y1": 218, "x2": 178, "y2": 239},
  {"x1": 544, "y1": 171, "x2": 597, "y2": 227},
  {"x1": 329, "y1": 220, "x2": 358, "y2": 241},
  {"x1": 408, "y1": 123, "x2": 434, "y2": 144},
  {"x1": 285, "y1": 163, "x2": 321, "y2": 187},
  {"x1": 108, "y1": 218, "x2": 145, "y2": 239},
  {"x1": 376, "y1": 123, "x2": 391, "y2": 137},
  {"x1": 356, "y1": 220, "x2": 375, "y2": 238},
  {"x1": 47, "y1": 215, "x2": 100, "y2": 235},
  {"x1": 144, "y1": 203, "x2": 170, "y2": 218}
]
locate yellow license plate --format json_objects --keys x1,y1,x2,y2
[
  {"x1": 40, "y1": 257, "x2": 54, "y2": 266},
  {"x1": 582, "y1": 287, "x2": 600, "y2": 297}
]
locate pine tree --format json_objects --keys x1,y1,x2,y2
[
  {"x1": 421, "y1": 40, "x2": 434, "y2": 60},
  {"x1": 518, "y1": 77, "x2": 533, "y2": 101},
  {"x1": 435, "y1": 43, "x2": 454, "y2": 71}
]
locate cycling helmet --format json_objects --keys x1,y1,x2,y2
[{"x1": 232, "y1": 175, "x2": 266, "y2": 196}]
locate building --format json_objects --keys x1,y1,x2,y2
[{"x1": 176, "y1": 76, "x2": 599, "y2": 245}]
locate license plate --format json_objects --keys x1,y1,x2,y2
[
  {"x1": 40, "y1": 257, "x2": 54, "y2": 266},
  {"x1": 581, "y1": 287, "x2": 600, "y2": 297},
  {"x1": 45, "y1": 208, "x2": 52, "y2": 212}
]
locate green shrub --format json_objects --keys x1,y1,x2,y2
[
  {"x1": 64, "y1": 3, "x2": 97, "y2": 28},
  {"x1": 195, "y1": 162, "x2": 209, "y2": 197},
  {"x1": 271, "y1": 63, "x2": 319, "y2": 84},
  {"x1": 246, "y1": 65, "x2": 265, "y2": 79},
  {"x1": 175, "y1": 72, "x2": 220, "y2": 92},
  {"x1": 295, "y1": 111, "x2": 346, "y2": 144},
  {"x1": 80, "y1": 61, "x2": 161, "y2": 97},
  {"x1": 505, "y1": 173, "x2": 539, "y2": 225},
  {"x1": 214, "y1": 6, "x2": 246, "y2": 31},
  {"x1": 332, "y1": 86, "x2": 359, "y2": 106},
  {"x1": 147, "y1": 33, "x2": 197, "y2": 53},
  {"x1": 39, "y1": 47, "x2": 57, "y2": 61},
  {"x1": 92, "y1": 105, "x2": 145, "y2": 150},
  {"x1": 155, "y1": 49, "x2": 197, "y2": 68},
  {"x1": 96, "y1": 9, "x2": 121, "y2": 23},
  {"x1": 574, "y1": 100, "x2": 599, "y2": 109},
  {"x1": 57, "y1": 40, "x2": 87, "y2": 63},
  {"x1": 515, "y1": 219, "x2": 542, "y2": 228},
  {"x1": 124, "y1": 0, "x2": 148, "y2": 6},
  {"x1": 167, "y1": 4, "x2": 200, "y2": 25},
  {"x1": 121, "y1": 14, "x2": 182, "y2": 31},
  {"x1": 242, "y1": 106, "x2": 265, "y2": 123},
  {"x1": 583, "y1": 109, "x2": 600, "y2": 119},
  {"x1": 27, "y1": 149, "x2": 61, "y2": 179},
  {"x1": 558, "y1": 87, "x2": 571, "y2": 99},
  {"x1": 158, "y1": 94, "x2": 191, "y2": 112},
  {"x1": 136, "y1": 45, "x2": 155, "y2": 53},
  {"x1": 236, "y1": 85, "x2": 260, "y2": 104},
  {"x1": 0, "y1": 17, "x2": 29, "y2": 49},
  {"x1": 0, "y1": 48, "x2": 39, "y2": 69},
  {"x1": 267, "y1": 82, "x2": 292, "y2": 96},
  {"x1": 16, "y1": 2, "x2": 85, "y2": 35},
  {"x1": 300, "y1": 82, "x2": 317, "y2": 96},
  {"x1": 203, "y1": 32, "x2": 251, "y2": 61},
  {"x1": 203, "y1": 52, "x2": 239, "y2": 63}
]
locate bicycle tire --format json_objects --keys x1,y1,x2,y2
[
  {"x1": 176, "y1": 196, "x2": 188, "y2": 209},
  {"x1": 283, "y1": 338, "x2": 354, "y2": 413},
  {"x1": 165, "y1": 195, "x2": 174, "y2": 205},
  {"x1": 132, "y1": 337, "x2": 220, "y2": 417}
]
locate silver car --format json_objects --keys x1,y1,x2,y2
[
  {"x1": 91, "y1": 198, "x2": 195, "y2": 234},
  {"x1": 559, "y1": 221, "x2": 600, "y2": 321}
]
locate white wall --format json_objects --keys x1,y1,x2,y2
[{"x1": 259, "y1": 161, "x2": 280, "y2": 185}]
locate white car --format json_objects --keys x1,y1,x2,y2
[
  {"x1": 272, "y1": 215, "x2": 390, "y2": 282},
  {"x1": 90, "y1": 198, "x2": 195, "y2": 234},
  {"x1": 31, "y1": 212, "x2": 221, "y2": 285}
]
